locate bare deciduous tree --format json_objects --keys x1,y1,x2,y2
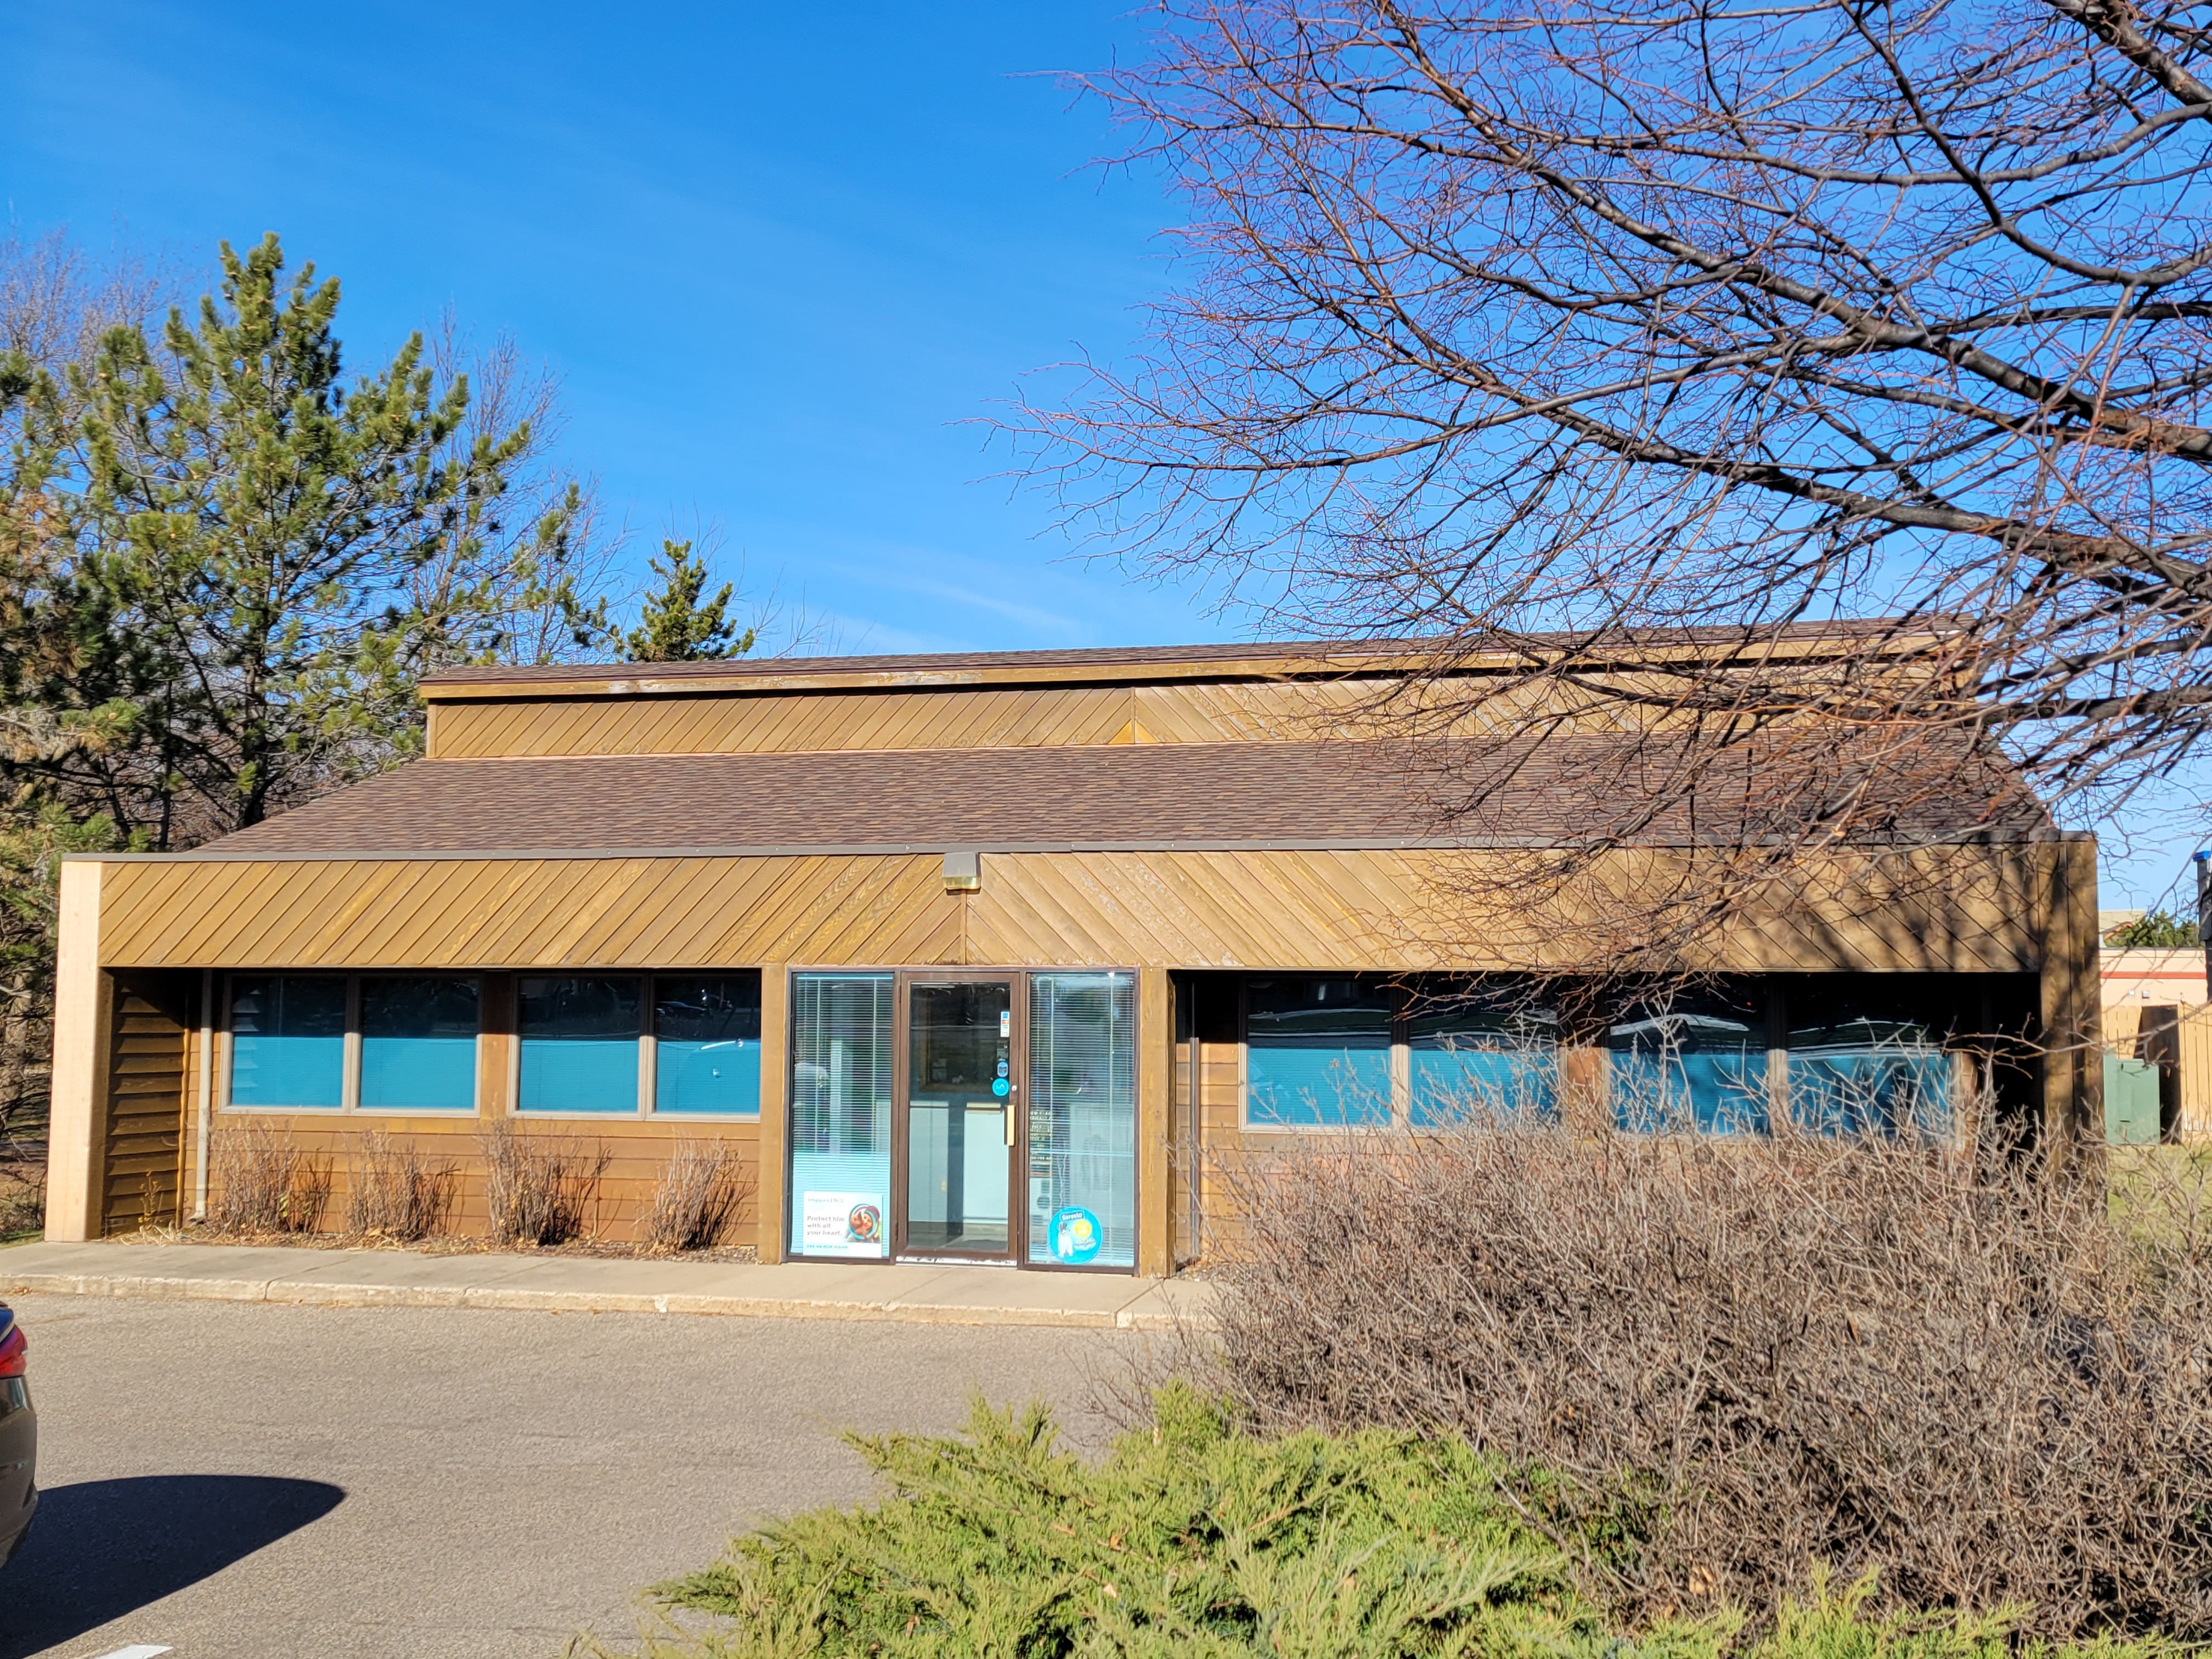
[{"x1": 1025, "y1": 0, "x2": 2212, "y2": 958}]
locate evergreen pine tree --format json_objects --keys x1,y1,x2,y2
[
  {"x1": 625, "y1": 539, "x2": 754, "y2": 663},
  {"x1": 0, "y1": 233, "x2": 602, "y2": 845}
]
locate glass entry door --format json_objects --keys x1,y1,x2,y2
[{"x1": 899, "y1": 978, "x2": 1018, "y2": 1260}]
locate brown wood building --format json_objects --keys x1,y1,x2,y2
[{"x1": 42, "y1": 637, "x2": 2102, "y2": 1270}]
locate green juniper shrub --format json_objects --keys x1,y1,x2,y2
[{"x1": 568, "y1": 1387, "x2": 2166, "y2": 1659}]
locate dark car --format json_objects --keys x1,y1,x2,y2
[{"x1": 0, "y1": 1304, "x2": 32, "y2": 1567}]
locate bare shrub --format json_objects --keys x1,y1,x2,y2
[
  {"x1": 1198, "y1": 1122, "x2": 2212, "y2": 1639},
  {"x1": 642, "y1": 1137, "x2": 751, "y2": 1254},
  {"x1": 208, "y1": 1119, "x2": 330, "y2": 1234},
  {"x1": 345, "y1": 1129, "x2": 456, "y2": 1241},
  {"x1": 479, "y1": 1119, "x2": 610, "y2": 1247}
]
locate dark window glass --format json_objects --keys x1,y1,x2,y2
[
  {"x1": 228, "y1": 976, "x2": 346, "y2": 1109},
  {"x1": 1407, "y1": 980, "x2": 1558, "y2": 1125},
  {"x1": 1787, "y1": 984, "x2": 1952, "y2": 1137},
  {"x1": 518, "y1": 977, "x2": 641, "y2": 1112},
  {"x1": 654, "y1": 974, "x2": 761, "y2": 1115},
  {"x1": 1245, "y1": 976, "x2": 1392, "y2": 1127},
  {"x1": 360, "y1": 978, "x2": 479, "y2": 1111},
  {"x1": 1606, "y1": 985, "x2": 1769, "y2": 1134}
]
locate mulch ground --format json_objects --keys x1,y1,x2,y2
[{"x1": 0, "y1": 1144, "x2": 42, "y2": 1243}]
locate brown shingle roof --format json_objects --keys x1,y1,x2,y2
[{"x1": 172, "y1": 736, "x2": 2048, "y2": 860}]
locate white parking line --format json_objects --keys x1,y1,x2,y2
[{"x1": 87, "y1": 1647, "x2": 172, "y2": 1659}]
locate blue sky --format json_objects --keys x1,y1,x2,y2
[
  {"x1": 3, "y1": 0, "x2": 1222, "y2": 657},
  {"x1": 4, "y1": 2, "x2": 2196, "y2": 904}
]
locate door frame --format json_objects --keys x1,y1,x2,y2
[{"x1": 890, "y1": 968, "x2": 1026, "y2": 1265}]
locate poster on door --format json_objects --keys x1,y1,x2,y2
[{"x1": 802, "y1": 1190, "x2": 887, "y2": 1258}]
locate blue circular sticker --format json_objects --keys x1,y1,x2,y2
[
  {"x1": 991, "y1": 1076, "x2": 1010, "y2": 1097},
  {"x1": 1048, "y1": 1205, "x2": 1103, "y2": 1264}
]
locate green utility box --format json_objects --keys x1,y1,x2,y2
[{"x1": 2104, "y1": 1052, "x2": 2163, "y2": 1146}]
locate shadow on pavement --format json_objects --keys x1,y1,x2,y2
[{"x1": 0, "y1": 1474, "x2": 344, "y2": 1658}]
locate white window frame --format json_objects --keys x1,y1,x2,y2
[
  {"x1": 511, "y1": 969, "x2": 764, "y2": 1121},
  {"x1": 219, "y1": 971, "x2": 483, "y2": 1116}
]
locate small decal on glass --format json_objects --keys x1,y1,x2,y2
[
  {"x1": 1049, "y1": 1205, "x2": 1102, "y2": 1264},
  {"x1": 802, "y1": 1190, "x2": 887, "y2": 1258}
]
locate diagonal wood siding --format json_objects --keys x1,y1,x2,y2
[
  {"x1": 97, "y1": 847, "x2": 2045, "y2": 973},
  {"x1": 426, "y1": 679, "x2": 1385, "y2": 759}
]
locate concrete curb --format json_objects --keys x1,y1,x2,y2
[{"x1": 0, "y1": 1246, "x2": 1212, "y2": 1332}]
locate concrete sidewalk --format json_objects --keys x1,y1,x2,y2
[{"x1": 0, "y1": 1239, "x2": 1214, "y2": 1330}]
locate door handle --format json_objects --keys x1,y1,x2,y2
[{"x1": 1005, "y1": 1105, "x2": 1016, "y2": 1147}]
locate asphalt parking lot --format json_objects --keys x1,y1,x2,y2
[{"x1": 0, "y1": 1294, "x2": 1141, "y2": 1659}]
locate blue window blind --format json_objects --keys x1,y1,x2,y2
[
  {"x1": 654, "y1": 975, "x2": 762, "y2": 1115},
  {"x1": 1245, "y1": 977, "x2": 1392, "y2": 1127},
  {"x1": 1408, "y1": 991, "x2": 1558, "y2": 1125},
  {"x1": 360, "y1": 978, "x2": 479, "y2": 1111},
  {"x1": 1607, "y1": 991, "x2": 1769, "y2": 1134},
  {"x1": 1788, "y1": 1014, "x2": 1953, "y2": 1138},
  {"x1": 518, "y1": 977, "x2": 641, "y2": 1112},
  {"x1": 1027, "y1": 973, "x2": 1136, "y2": 1269},
  {"x1": 229, "y1": 976, "x2": 346, "y2": 1109},
  {"x1": 788, "y1": 973, "x2": 894, "y2": 1259}
]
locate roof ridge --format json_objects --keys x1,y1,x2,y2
[{"x1": 420, "y1": 620, "x2": 1958, "y2": 693}]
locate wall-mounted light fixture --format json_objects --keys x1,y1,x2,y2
[{"x1": 942, "y1": 850, "x2": 980, "y2": 893}]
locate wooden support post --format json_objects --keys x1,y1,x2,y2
[
  {"x1": 2040, "y1": 835, "x2": 2103, "y2": 1172},
  {"x1": 46, "y1": 859, "x2": 107, "y2": 1242},
  {"x1": 755, "y1": 964, "x2": 789, "y2": 1263},
  {"x1": 1136, "y1": 966, "x2": 1173, "y2": 1278},
  {"x1": 477, "y1": 973, "x2": 516, "y2": 1119}
]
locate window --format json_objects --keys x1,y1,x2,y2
[
  {"x1": 228, "y1": 976, "x2": 348, "y2": 1109},
  {"x1": 1028, "y1": 973, "x2": 1137, "y2": 1268},
  {"x1": 1606, "y1": 986, "x2": 1770, "y2": 1135},
  {"x1": 653, "y1": 976, "x2": 762, "y2": 1116},
  {"x1": 360, "y1": 978, "x2": 480, "y2": 1111},
  {"x1": 1786, "y1": 989, "x2": 1954, "y2": 1138},
  {"x1": 223, "y1": 970, "x2": 765, "y2": 1118},
  {"x1": 1407, "y1": 986, "x2": 1558, "y2": 1126},
  {"x1": 517, "y1": 977, "x2": 642, "y2": 1113},
  {"x1": 787, "y1": 973, "x2": 894, "y2": 1259},
  {"x1": 1244, "y1": 976, "x2": 1393, "y2": 1127}
]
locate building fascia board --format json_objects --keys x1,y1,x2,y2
[
  {"x1": 67, "y1": 826, "x2": 2086, "y2": 865},
  {"x1": 420, "y1": 629, "x2": 1962, "y2": 703}
]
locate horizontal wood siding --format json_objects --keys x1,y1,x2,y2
[
  {"x1": 99, "y1": 846, "x2": 2046, "y2": 974},
  {"x1": 102, "y1": 971, "x2": 194, "y2": 1235},
  {"x1": 204, "y1": 1113, "x2": 763, "y2": 1245}
]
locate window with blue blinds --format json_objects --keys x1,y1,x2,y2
[
  {"x1": 228, "y1": 977, "x2": 347, "y2": 1109},
  {"x1": 1244, "y1": 977, "x2": 1392, "y2": 1127},
  {"x1": 1407, "y1": 990, "x2": 1558, "y2": 1125},
  {"x1": 1787, "y1": 1010, "x2": 1953, "y2": 1138},
  {"x1": 787, "y1": 973, "x2": 894, "y2": 1259},
  {"x1": 1606, "y1": 988, "x2": 1770, "y2": 1134},
  {"x1": 1027, "y1": 973, "x2": 1136, "y2": 1269},
  {"x1": 654, "y1": 975, "x2": 762, "y2": 1115},
  {"x1": 517, "y1": 977, "x2": 642, "y2": 1112},
  {"x1": 359, "y1": 978, "x2": 479, "y2": 1111}
]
